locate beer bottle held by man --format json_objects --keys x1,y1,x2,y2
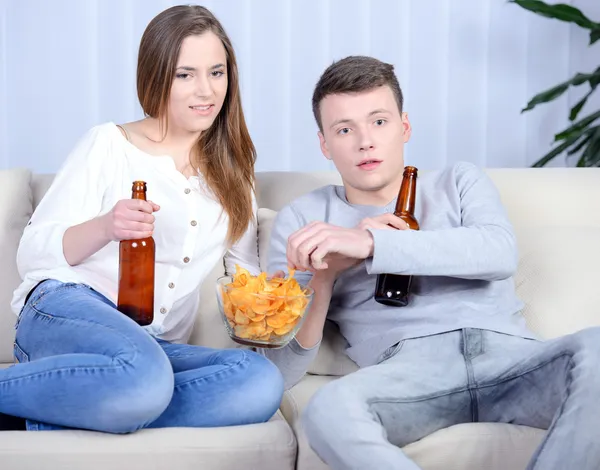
[
  {"x1": 374, "y1": 166, "x2": 419, "y2": 307},
  {"x1": 117, "y1": 181, "x2": 155, "y2": 325}
]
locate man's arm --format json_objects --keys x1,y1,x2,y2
[
  {"x1": 257, "y1": 204, "x2": 336, "y2": 390},
  {"x1": 366, "y1": 162, "x2": 517, "y2": 281},
  {"x1": 285, "y1": 163, "x2": 517, "y2": 282}
]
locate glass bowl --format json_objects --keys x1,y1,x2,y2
[{"x1": 216, "y1": 275, "x2": 314, "y2": 349}]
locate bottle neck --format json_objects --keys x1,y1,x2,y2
[
  {"x1": 394, "y1": 172, "x2": 417, "y2": 216},
  {"x1": 132, "y1": 191, "x2": 147, "y2": 201}
]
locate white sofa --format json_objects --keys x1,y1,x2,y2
[{"x1": 1, "y1": 167, "x2": 599, "y2": 470}]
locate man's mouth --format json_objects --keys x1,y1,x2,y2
[{"x1": 358, "y1": 159, "x2": 382, "y2": 169}]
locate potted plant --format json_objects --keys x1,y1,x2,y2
[{"x1": 511, "y1": 0, "x2": 600, "y2": 167}]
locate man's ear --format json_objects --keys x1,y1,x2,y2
[
  {"x1": 318, "y1": 131, "x2": 332, "y2": 160},
  {"x1": 401, "y1": 112, "x2": 412, "y2": 143}
]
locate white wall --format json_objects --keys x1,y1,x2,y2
[{"x1": 1, "y1": 0, "x2": 599, "y2": 173}]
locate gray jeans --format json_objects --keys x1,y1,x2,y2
[{"x1": 303, "y1": 327, "x2": 600, "y2": 470}]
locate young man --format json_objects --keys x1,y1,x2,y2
[{"x1": 262, "y1": 56, "x2": 600, "y2": 470}]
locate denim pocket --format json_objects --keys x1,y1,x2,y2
[
  {"x1": 379, "y1": 340, "x2": 405, "y2": 363},
  {"x1": 13, "y1": 339, "x2": 30, "y2": 364}
]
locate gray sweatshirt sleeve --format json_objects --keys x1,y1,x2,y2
[
  {"x1": 256, "y1": 205, "x2": 320, "y2": 390},
  {"x1": 366, "y1": 162, "x2": 518, "y2": 281}
]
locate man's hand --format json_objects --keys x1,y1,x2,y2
[
  {"x1": 287, "y1": 222, "x2": 374, "y2": 272},
  {"x1": 356, "y1": 213, "x2": 409, "y2": 231}
]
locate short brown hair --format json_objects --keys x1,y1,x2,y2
[
  {"x1": 137, "y1": 5, "x2": 255, "y2": 244},
  {"x1": 312, "y1": 56, "x2": 404, "y2": 132}
]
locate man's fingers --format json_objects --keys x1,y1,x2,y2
[
  {"x1": 288, "y1": 223, "x2": 337, "y2": 271},
  {"x1": 310, "y1": 240, "x2": 337, "y2": 271},
  {"x1": 360, "y1": 220, "x2": 394, "y2": 231},
  {"x1": 380, "y1": 213, "x2": 409, "y2": 230}
]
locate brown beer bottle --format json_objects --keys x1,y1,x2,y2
[
  {"x1": 117, "y1": 181, "x2": 155, "y2": 325},
  {"x1": 374, "y1": 166, "x2": 420, "y2": 307}
]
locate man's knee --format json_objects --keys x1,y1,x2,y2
[{"x1": 302, "y1": 380, "x2": 351, "y2": 440}]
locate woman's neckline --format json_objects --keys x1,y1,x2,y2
[{"x1": 109, "y1": 122, "x2": 200, "y2": 181}]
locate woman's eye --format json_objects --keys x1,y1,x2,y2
[
  {"x1": 211, "y1": 70, "x2": 225, "y2": 77},
  {"x1": 176, "y1": 73, "x2": 190, "y2": 79}
]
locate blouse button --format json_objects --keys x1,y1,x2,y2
[
  {"x1": 168, "y1": 282, "x2": 175, "y2": 289},
  {"x1": 190, "y1": 220, "x2": 197, "y2": 227},
  {"x1": 184, "y1": 188, "x2": 191, "y2": 194},
  {"x1": 183, "y1": 257, "x2": 190, "y2": 263},
  {"x1": 160, "y1": 307, "x2": 167, "y2": 314}
]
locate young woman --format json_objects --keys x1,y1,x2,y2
[{"x1": 2, "y1": 5, "x2": 284, "y2": 433}]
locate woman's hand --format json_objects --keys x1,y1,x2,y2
[{"x1": 102, "y1": 199, "x2": 160, "y2": 241}]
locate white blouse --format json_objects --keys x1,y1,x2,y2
[{"x1": 11, "y1": 122, "x2": 261, "y2": 343}]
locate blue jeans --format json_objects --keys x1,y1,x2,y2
[
  {"x1": 2, "y1": 280, "x2": 284, "y2": 433},
  {"x1": 303, "y1": 327, "x2": 600, "y2": 470}
]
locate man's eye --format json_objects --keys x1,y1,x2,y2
[
  {"x1": 338, "y1": 128, "x2": 350, "y2": 135},
  {"x1": 375, "y1": 119, "x2": 386, "y2": 126}
]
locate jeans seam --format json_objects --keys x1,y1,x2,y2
[
  {"x1": 30, "y1": 282, "x2": 91, "y2": 309},
  {"x1": 173, "y1": 350, "x2": 250, "y2": 389},
  {"x1": 474, "y1": 352, "x2": 573, "y2": 390},
  {"x1": 462, "y1": 329, "x2": 479, "y2": 422},
  {"x1": 379, "y1": 340, "x2": 405, "y2": 363},
  {"x1": 525, "y1": 354, "x2": 574, "y2": 470},
  {"x1": 367, "y1": 385, "x2": 470, "y2": 405},
  {"x1": 22, "y1": 304, "x2": 141, "y2": 367}
]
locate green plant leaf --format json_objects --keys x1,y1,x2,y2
[
  {"x1": 522, "y1": 69, "x2": 600, "y2": 112},
  {"x1": 523, "y1": 83, "x2": 570, "y2": 112},
  {"x1": 569, "y1": 91, "x2": 592, "y2": 121},
  {"x1": 591, "y1": 66, "x2": 600, "y2": 87},
  {"x1": 576, "y1": 129, "x2": 600, "y2": 166},
  {"x1": 591, "y1": 28, "x2": 600, "y2": 45},
  {"x1": 510, "y1": 0, "x2": 598, "y2": 30},
  {"x1": 569, "y1": 67, "x2": 600, "y2": 120},
  {"x1": 531, "y1": 133, "x2": 582, "y2": 167},
  {"x1": 566, "y1": 131, "x2": 594, "y2": 155},
  {"x1": 554, "y1": 109, "x2": 600, "y2": 141}
]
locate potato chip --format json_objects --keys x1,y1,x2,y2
[
  {"x1": 273, "y1": 322, "x2": 296, "y2": 336},
  {"x1": 220, "y1": 264, "x2": 311, "y2": 343}
]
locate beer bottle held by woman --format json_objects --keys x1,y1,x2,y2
[
  {"x1": 117, "y1": 181, "x2": 155, "y2": 325},
  {"x1": 374, "y1": 166, "x2": 419, "y2": 307}
]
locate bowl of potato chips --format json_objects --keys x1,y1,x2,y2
[{"x1": 216, "y1": 265, "x2": 314, "y2": 349}]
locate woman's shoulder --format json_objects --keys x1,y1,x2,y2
[
  {"x1": 61, "y1": 122, "x2": 129, "y2": 171},
  {"x1": 75, "y1": 122, "x2": 125, "y2": 148}
]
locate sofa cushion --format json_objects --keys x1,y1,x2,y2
[
  {"x1": 487, "y1": 168, "x2": 600, "y2": 229},
  {"x1": 0, "y1": 412, "x2": 296, "y2": 470},
  {"x1": 282, "y1": 375, "x2": 544, "y2": 470},
  {"x1": 31, "y1": 174, "x2": 55, "y2": 209},
  {"x1": 187, "y1": 256, "x2": 239, "y2": 349},
  {"x1": 0, "y1": 168, "x2": 33, "y2": 363},
  {"x1": 514, "y1": 226, "x2": 600, "y2": 339},
  {"x1": 256, "y1": 172, "x2": 342, "y2": 212}
]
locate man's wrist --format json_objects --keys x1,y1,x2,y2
[
  {"x1": 365, "y1": 229, "x2": 375, "y2": 257},
  {"x1": 310, "y1": 271, "x2": 336, "y2": 291}
]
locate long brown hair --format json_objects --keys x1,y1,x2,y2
[{"x1": 137, "y1": 5, "x2": 256, "y2": 244}]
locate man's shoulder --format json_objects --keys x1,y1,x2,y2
[
  {"x1": 422, "y1": 161, "x2": 480, "y2": 180},
  {"x1": 281, "y1": 185, "x2": 338, "y2": 213},
  {"x1": 420, "y1": 161, "x2": 487, "y2": 190}
]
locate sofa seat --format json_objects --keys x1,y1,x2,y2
[
  {"x1": 281, "y1": 375, "x2": 545, "y2": 470},
  {"x1": 0, "y1": 411, "x2": 296, "y2": 470}
]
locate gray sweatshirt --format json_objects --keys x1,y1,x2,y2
[{"x1": 261, "y1": 162, "x2": 535, "y2": 389}]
